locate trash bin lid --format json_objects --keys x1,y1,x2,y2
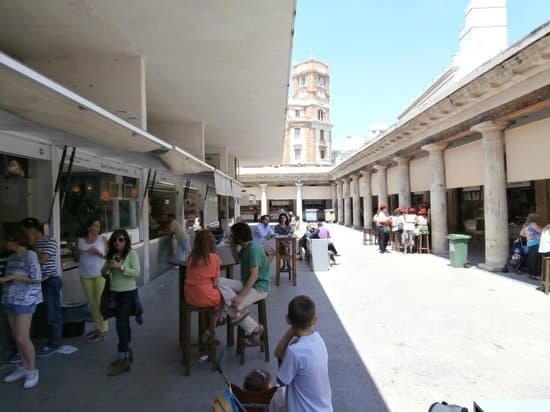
[{"x1": 447, "y1": 234, "x2": 472, "y2": 240}]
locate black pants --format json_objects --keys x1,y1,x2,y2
[
  {"x1": 527, "y1": 246, "x2": 541, "y2": 276},
  {"x1": 328, "y1": 242, "x2": 338, "y2": 255},
  {"x1": 114, "y1": 290, "x2": 135, "y2": 353},
  {"x1": 378, "y1": 227, "x2": 389, "y2": 252}
]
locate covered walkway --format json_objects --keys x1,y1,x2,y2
[{"x1": 1, "y1": 224, "x2": 549, "y2": 411}]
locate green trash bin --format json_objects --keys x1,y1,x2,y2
[{"x1": 447, "y1": 234, "x2": 472, "y2": 268}]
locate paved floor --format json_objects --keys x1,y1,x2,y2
[{"x1": 1, "y1": 224, "x2": 549, "y2": 411}]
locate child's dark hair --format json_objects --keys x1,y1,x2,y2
[
  {"x1": 243, "y1": 369, "x2": 271, "y2": 392},
  {"x1": 288, "y1": 295, "x2": 316, "y2": 330}
]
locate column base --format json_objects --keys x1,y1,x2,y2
[{"x1": 477, "y1": 262, "x2": 507, "y2": 273}]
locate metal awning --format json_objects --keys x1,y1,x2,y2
[{"x1": 181, "y1": 170, "x2": 241, "y2": 198}]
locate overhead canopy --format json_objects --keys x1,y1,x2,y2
[
  {"x1": 0, "y1": 0, "x2": 297, "y2": 166},
  {"x1": 156, "y1": 146, "x2": 214, "y2": 175},
  {"x1": 0, "y1": 52, "x2": 170, "y2": 153},
  {"x1": 214, "y1": 171, "x2": 242, "y2": 198}
]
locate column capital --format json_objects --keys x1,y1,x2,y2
[
  {"x1": 259, "y1": 183, "x2": 267, "y2": 190},
  {"x1": 295, "y1": 181, "x2": 303, "y2": 187},
  {"x1": 330, "y1": 181, "x2": 337, "y2": 186},
  {"x1": 351, "y1": 173, "x2": 360, "y2": 181},
  {"x1": 360, "y1": 168, "x2": 372, "y2": 177},
  {"x1": 374, "y1": 164, "x2": 387, "y2": 172},
  {"x1": 393, "y1": 155, "x2": 411, "y2": 164},
  {"x1": 471, "y1": 120, "x2": 509, "y2": 134},
  {"x1": 422, "y1": 142, "x2": 446, "y2": 153}
]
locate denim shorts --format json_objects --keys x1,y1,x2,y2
[{"x1": 3, "y1": 304, "x2": 37, "y2": 315}]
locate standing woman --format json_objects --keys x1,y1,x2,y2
[
  {"x1": 78, "y1": 218, "x2": 108, "y2": 343},
  {"x1": 101, "y1": 229, "x2": 140, "y2": 376},
  {"x1": 1, "y1": 224, "x2": 42, "y2": 389},
  {"x1": 521, "y1": 213, "x2": 543, "y2": 279},
  {"x1": 274, "y1": 213, "x2": 294, "y2": 271}
]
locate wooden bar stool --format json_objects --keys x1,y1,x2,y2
[
  {"x1": 417, "y1": 232, "x2": 430, "y2": 254},
  {"x1": 541, "y1": 256, "x2": 550, "y2": 295},
  {"x1": 182, "y1": 303, "x2": 217, "y2": 376},
  {"x1": 236, "y1": 298, "x2": 270, "y2": 365},
  {"x1": 275, "y1": 236, "x2": 297, "y2": 286}
]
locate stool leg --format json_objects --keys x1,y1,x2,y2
[
  {"x1": 236, "y1": 326, "x2": 245, "y2": 364},
  {"x1": 227, "y1": 319, "x2": 234, "y2": 347},
  {"x1": 258, "y1": 302, "x2": 270, "y2": 362},
  {"x1": 183, "y1": 309, "x2": 192, "y2": 375},
  {"x1": 208, "y1": 311, "x2": 217, "y2": 371}
]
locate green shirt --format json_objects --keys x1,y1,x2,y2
[
  {"x1": 108, "y1": 250, "x2": 141, "y2": 292},
  {"x1": 239, "y1": 241, "x2": 270, "y2": 293}
]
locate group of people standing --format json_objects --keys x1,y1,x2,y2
[
  {"x1": 1, "y1": 216, "x2": 143, "y2": 389},
  {"x1": 373, "y1": 204, "x2": 429, "y2": 253}
]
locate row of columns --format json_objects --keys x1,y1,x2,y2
[
  {"x1": 333, "y1": 120, "x2": 509, "y2": 270},
  {"x1": 259, "y1": 182, "x2": 303, "y2": 220}
]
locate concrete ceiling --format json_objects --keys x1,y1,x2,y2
[{"x1": 0, "y1": 0, "x2": 296, "y2": 166}]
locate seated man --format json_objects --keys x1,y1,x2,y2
[
  {"x1": 313, "y1": 222, "x2": 339, "y2": 264},
  {"x1": 253, "y1": 214, "x2": 275, "y2": 264},
  {"x1": 298, "y1": 224, "x2": 316, "y2": 260},
  {"x1": 218, "y1": 222, "x2": 270, "y2": 346}
]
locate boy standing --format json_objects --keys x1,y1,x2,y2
[
  {"x1": 20, "y1": 218, "x2": 62, "y2": 357},
  {"x1": 274, "y1": 295, "x2": 332, "y2": 412}
]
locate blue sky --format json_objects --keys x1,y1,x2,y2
[{"x1": 291, "y1": 0, "x2": 550, "y2": 145}]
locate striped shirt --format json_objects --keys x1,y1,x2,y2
[{"x1": 34, "y1": 235, "x2": 59, "y2": 279}]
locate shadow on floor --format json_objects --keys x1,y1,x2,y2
[{"x1": 0, "y1": 261, "x2": 389, "y2": 412}]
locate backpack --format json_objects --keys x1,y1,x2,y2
[{"x1": 428, "y1": 401, "x2": 468, "y2": 412}]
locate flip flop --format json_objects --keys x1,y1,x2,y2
[
  {"x1": 244, "y1": 324, "x2": 264, "y2": 347},
  {"x1": 230, "y1": 309, "x2": 250, "y2": 325}
]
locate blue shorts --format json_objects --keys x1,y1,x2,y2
[{"x1": 3, "y1": 304, "x2": 37, "y2": 315}]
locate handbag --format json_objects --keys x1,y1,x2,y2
[
  {"x1": 99, "y1": 277, "x2": 116, "y2": 320},
  {"x1": 383, "y1": 225, "x2": 391, "y2": 233}
]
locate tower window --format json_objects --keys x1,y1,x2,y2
[
  {"x1": 318, "y1": 109, "x2": 324, "y2": 121},
  {"x1": 298, "y1": 76, "x2": 306, "y2": 87},
  {"x1": 294, "y1": 128, "x2": 301, "y2": 138},
  {"x1": 294, "y1": 149, "x2": 302, "y2": 162},
  {"x1": 294, "y1": 109, "x2": 301, "y2": 117},
  {"x1": 320, "y1": 129, "x2": 325, "y2": 141},
  {"x1": 320, "y1": 150, "x2": 325, "y2": 160},
  {"x1": 316, "y1": 75, "x2": 326, "y2": 87}
]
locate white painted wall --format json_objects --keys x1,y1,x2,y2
[
  {"x1": 410, "y1": 157, "x2": 430, "y2": 192},
  {"x1": 387, "y1": 166, "x2": 399, "y2": 195},
  {"x1": 302, "y1": 185, "x2": 331, "y2": 200}
]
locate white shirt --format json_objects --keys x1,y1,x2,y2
[
  {"x1": 277, "y1": 332, "x2": 333, "y2": 412},
  {"x1": 404, "y1": 214, "x2": 416, "y2": 231},
  {"x1": 78, "y1": 236, "x2": 106, "y2": 278},
  {"x1": 539, "y1": 230, "x2": 550, "y2": 253}
]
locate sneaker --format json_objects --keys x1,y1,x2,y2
[
  {"x1": 36, "y1": 346, "x2": 58, "y2": 358},
  {"x1": 106, "y1": 359, "x2": 130, "y2": 376},
  {"x1": 4, "y1": 366, "x2": 27, "y2": 383},
  {"x1": 23, "y1": 370, "x2": 39, "y2": 389},
  {"x1": 85, "y1": 330, "x2": 99, "y2": 339},
  {"x1": 87, "y1": 333, "x2": 105, "y2": 344},
  {"x1": 8, "y1": 353, "x2": 21, "y2": 364}
]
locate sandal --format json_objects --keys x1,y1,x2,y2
[
  {"x1": 244, "y1": 324, "x2": 264, "y2": 347},
  {"x1": 230, "y1": 309, "x2": 250, "y2": 325},
  {"x1": 216, "y1": 317, "x2": 227, "y2": 327}
]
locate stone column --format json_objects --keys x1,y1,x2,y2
[
  {"x1": 295, "y1": 182, "x2": 303, "y2": 223},
  {"x1": 394, "y1": 156, "x2": 411, "y2": 208},
  {"x1": 331, "y1": 183, "x2": 337, "y2": 222},
  {"x1": 471, "y1": 120, "x2": 509, "y2": 270},
  {"x1": 259, "y1": 183, "x2": 268, "y2": 216},
  {"x1": 351, "y1": 174, "x2": 361, "y2": 229},
  {"x1": 374, "y1": 165, "x2": 388, "y2": 207},
  {"x1": 337, "y1": 180, "x2": 344, "y2": 225},
  {"x1": 343, "y1": 178, "x2": 352, "y2": 227},
  {"x1": 422, "y1": 143, "x2": 449, "y2": 254},
  {"x1": 361, "y1": 169, "x2": 373, "y2": 229}
]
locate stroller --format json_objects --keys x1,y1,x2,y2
[
  {"x1": 508, "y1": 236, "x2": 528, "y2": 273},
  {"x1": 212, "y1": 351, "x2": 277, "y2": 412}
]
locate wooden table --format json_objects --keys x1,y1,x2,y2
[
  {"x1": 174, "y1": 255, "x2": 237, "y2": 349},
  {"x1": 275, "y1": 235, "x2": 298, "y2": 286}
]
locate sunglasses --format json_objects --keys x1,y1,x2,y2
[{"x1": 115, "y1": 237, "x2": 126, "y2": 243}]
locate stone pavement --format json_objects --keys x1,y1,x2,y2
[{"x1": 1, "y1": 223, "x2": 549, "y2": 411}]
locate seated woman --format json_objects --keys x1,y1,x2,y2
[
  {"x1": 274, "y1": 213, "x2": 294, "y2": 271},
  {"x1": 521, "y1": 213, "x2": 543, "y2": 279},
  {"x1": 184, "y1": 229, "x2": 222, "y2": 309}
]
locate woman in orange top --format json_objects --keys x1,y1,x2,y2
[{"x1": 184, "y1": 230, "x2": 222, "y2": 308}]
